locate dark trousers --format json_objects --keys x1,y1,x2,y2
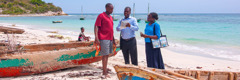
[
  {"x1": 145, "y1": 42, "x2": 165, "y2": 69},
  {"x1": 121, "y1": 37, "x2": 138, "y2": 65}
]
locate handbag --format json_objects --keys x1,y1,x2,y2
[{"x1": 151, "y1": 24, "x2": 169, "y2": 48}]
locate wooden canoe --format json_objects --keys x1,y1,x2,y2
[
  {"x1": 0, "y1": 26, "x2": 25, "y2": 34},
  {"x1": 114, "y1": 65, "x2": 240, "y2": 80},
  {"x1": 114, "y1": 65, "x2": 196, "y2": 80},
  {"x1": 52, "y1": 21, "x2": 62, "y2": 23},
  {"x1": 0, "y1": 41, "x2": 120, "y2": 77},
  {"x1": 173, "y1": 70, "x2": 240, "y2": 80}
]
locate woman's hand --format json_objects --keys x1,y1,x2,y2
[{"x1": 140, "y1": 32, "x2": 148, "y2": 38}]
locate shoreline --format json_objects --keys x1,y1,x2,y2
[
  {"x1": 0, "y1": 11, "x2": 68, "y2": 17},
  {"x1": 0, "y1": 23, "x2": 240, "y2": 79}
]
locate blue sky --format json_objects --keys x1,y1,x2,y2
[{"x1": 43, "y1": 0, "x2": 240, "y2": 14}]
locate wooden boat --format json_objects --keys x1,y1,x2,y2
[
  {"x1": 173, "y1": 70, "x2": 240, "y2": 80},
  {"x1": 113, "y1": 18, "x2": 118, "y2": 21},
  {"x1": 0, "y1": 26, "x2": 25, "y2": 34},
  {"x1": 114, "y1": 65, "x2": 240, "y2": 80},
  {"x1": 80, "y1": 6, "x2": 85, "y2": 20},
  {"x1": 145, "y1": 20, "x2": 149, "y2": 23},
  {"x1": 52, "y1": 21, "x2": 62, "y2": 23},
  {"x1": 0, "y1": 41, "x2": 120, "y2": 77},
  {"x1": 137, "y1": 19, "x2": 141, "y2": 22},
  {"x1": 114, "y1": 65, "x2": 196, "y2": 80},
  {"x1": 80, "y1": 17, "x2": 85, "y2": 20}
]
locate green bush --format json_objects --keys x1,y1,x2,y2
[
  {"x1": 7, "y1": 3, "x2": 13, "y2": 8},
  {"x1": 0, "y1": 4, "x2": 5, "y2": 8},
  {"x1": 2, "y1": 7, "x2": 26, "y2": 14},
  {"x1": 30, "y1": 0, "x2": 45, "y2": 5}
]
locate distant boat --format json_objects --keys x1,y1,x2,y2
[
  {"x1": 80, "y1": 6, "x2": 85, "y2": 20},
  {"x1": 137, "y1": 19, "x2": 141, "y2": 22},
  {"x1": 113, "y1": 18, "x2": 118, "y2": 21},
  {"x1": 145, "y1": 3, "x2": 150, "y2": 23},
  {"x1": 133, "y1": 3, "x2": 141, "y2": 23},
  {"x1": 52, "y1": 21, "x2": 62, "y2": 23},
  {"x1": 113, "y1": 6, "x2": 118, "y2": 21}
]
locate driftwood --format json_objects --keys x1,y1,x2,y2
[{"x1": 0, "y1": 26, "x2": 25, "y2": 34}]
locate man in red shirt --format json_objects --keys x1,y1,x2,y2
[{"x1": 94, "y1": 3, "x2": 115, "y2": 77}]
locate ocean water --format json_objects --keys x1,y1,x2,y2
[{"x1": 0, "y1": 13, "x2": 240, "y2": 61}]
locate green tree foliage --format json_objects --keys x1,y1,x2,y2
[
  {"x1": 30, "y1": 0, "x2": 45, "y2": 6},
  {"x1": 0, "y1": 0, "x2": 62, "y2": 14}
]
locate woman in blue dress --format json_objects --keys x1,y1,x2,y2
[{"x1": 140, "y1": 12, "x2": 165, "y2": 69}]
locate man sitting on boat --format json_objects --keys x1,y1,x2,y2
[{"x1": 78, "y1": 27, "x2": 90, "y2": 41}]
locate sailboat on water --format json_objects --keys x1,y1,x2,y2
[
  {"x1": 145, "y1": 3, "x2": 149, "y2": 23},
  {"x1": 80, "y1": 6, "x2": 85, "y2": 20},
  {"x1": 133, "y1": 3, "x2": 141, "y2": 23}
]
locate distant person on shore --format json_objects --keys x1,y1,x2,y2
[
  {"x1": 140, "y1": 12, "x2": 165, "y2": 69},
  {"x1": 94, "y1": 3, "x2": 115, "y2": 77},
  {"x1": 116, "y1": 7, "x2": 139, "y2": 65},
  {"x1": 78, "y1": 27, "x2": 90, "y2": 41}
]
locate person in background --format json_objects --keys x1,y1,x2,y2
[
  {"x1": 94, "y1": 3, "x2": 116, "y2": 77},
  {"x1": 78, "y1": 27, "x2": 90, "y2": 41},
  {"x1": 140, "y1": 12, "x2": 165, "y2": 69},
  {"x1": 116, "y1": 7, "x2": 139, "y2": 65}
]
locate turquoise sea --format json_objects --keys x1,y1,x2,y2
[{"x1": 0, "y1": 13, "x2": 240, "y2": 61}]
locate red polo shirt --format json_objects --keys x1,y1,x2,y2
[{"x1": 95, "y1": 12, "x2": 114, "y2": 40}]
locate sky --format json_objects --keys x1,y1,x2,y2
[{"x1": 43, "y1": 0, "x2": 240, "y2": 14}]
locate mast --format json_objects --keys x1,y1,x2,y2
[
  {"x1": 148, "y1": 3, "x2": 149, "y2": 14},
  {"x1": 81, "y1": 6, "x2": 83, "y2": 18},
  {"x1": 133, "y1": 3, "x2": 135, "y2": 17}
]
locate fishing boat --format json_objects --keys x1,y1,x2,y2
[
  {"x1": 114, "y1": 65, "x2": 240, "y2": 80},
  {"x1": 114, "y1": 65, "x2": 196, "y2": 80},
  {"x1": 52, "y1": 21, "x2": 62, "y2": 23},
  {"x1": 145, "y1": 3, "x2": 150, "y2": 23},
  {"x1": 80, "y1": 6, "x2": 85, "y2": 20},
  {"x1": 132, "y1": 3, "x2": 141, "y2": 23},
  {"x1": 0, "y1": 26, "x2": 25, "y2": 34},
  {"x1": 0, "y1": 41, "x2": 120, "y2": 77},
  {"x1": 137, "y1": 19, "x2": 141, "y2": 22}
]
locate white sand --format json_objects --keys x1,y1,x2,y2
[{"x1": 0, "y1": 24, "x2": 240, "y2": 80}]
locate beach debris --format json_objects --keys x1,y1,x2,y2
[
  {"x1": 48, "y1": 35, "x2": 64, "y2": 39},
  {"x1": 65, "y1": 71, "x2": 102, "y2": 78},
  {"x1": 47, "y1": 31, "x2": 58, "y2": 34},
  {"x1": 196, "y1": 66, "x2": 202, "y2": 69},
  {"x1": 12, "y1": 24, "x2": 16, "y2": 26},
  {"x1": 227, "y1": 66, "x2": 232, "y2": 69}
]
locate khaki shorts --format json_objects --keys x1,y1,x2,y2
[{"x1": 100, "y1": 40, "x2": 113, "y2": 56}]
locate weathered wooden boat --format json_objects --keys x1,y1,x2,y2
[
  {"x1": 0, "y1": 41, "x2": 120, "y2": 77},
  {"x1": 0, "y1": 26, "x2": 25, "y2": 34},
  {"x1": 114, "y1": 65, "x2": 196, "y2": 80},
  {"x1": 173, "y1": 70, "x2": 240, "y2": 80},
  {"x1": 52, "y1": 21, "x2": 62, "y2": 23},
  {"x1": 114, "y1": 65, "x2": 240, "y2": 80}
]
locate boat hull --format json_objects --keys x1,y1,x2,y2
[
  {"x1": 0, "y1": 42, "x2": 120, "y2": 77},
  {"x1": 114, "y1": 65, "x2": 240, "y2": 80}
]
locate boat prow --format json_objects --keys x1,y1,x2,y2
[{"x1": 0, "y1": 41, "x2": 120, "y2": 77}]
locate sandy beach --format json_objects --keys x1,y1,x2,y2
[{"x1": 0, "y1": 23, "x2": 240, "y2": 80}]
